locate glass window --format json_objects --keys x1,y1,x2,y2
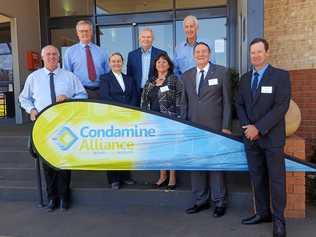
[
  {"x1": 51, "y1": 28, "x2": 78, "y2": 61},
  {"x1": 138, "y1": 23, "x2": 174, "y2": 59},
  {"x1": 0, "y1": 43, "x2": 12, "y2": 81},
  {"x1": 50, "y1": 0, "x2": 94, "y2": 17},
  {"x1": 99, "y1": 26, "x2": 133, "y2": 73},
  {"x1": 176, "y1": 18, "x2": 227, "y2": 66},
  {"x1": 96, "y1": 0, "x2": 173, "y2": 15},
  {"x1": 176, "y1": 0, "x2": 226, "y2": 9}
]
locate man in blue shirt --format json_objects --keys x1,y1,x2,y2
[
  {"x1": 19, "y1": 45, "x2": 87, "y2": 212},
  {"x1": 63, "y1": 20, "x2": 109, "y2": 99},
  {"x1": 174, "y1": 15, "x2": 215, "y2": 76},
  {"x1": 127, "y1": 28, "x2": 166, "y2": 105}
]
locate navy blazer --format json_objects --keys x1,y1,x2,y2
[
  {"x1": 99, "y1": 71, "x2": 138, "y2": 107},
  {"x1": 235, "y1": 65, "x2": 291, "y2": 148},
  {"x1": 127, "y1": 46, "x2": 166, "y2": 92}
]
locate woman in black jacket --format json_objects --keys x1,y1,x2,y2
[
  {"x1": 141, "y1": 52, "x2": 183, "y2": 190},
  {"x1": 99, "y1": 52, "x2": 138, "y2": 189}
]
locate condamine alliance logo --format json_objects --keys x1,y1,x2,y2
[{"x1": 52, "y1": 126, "x2": 78, "y2": 151}]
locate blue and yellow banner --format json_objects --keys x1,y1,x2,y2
[{"x1": 32, "y1": 101, "x2": 316, "y2": 172}]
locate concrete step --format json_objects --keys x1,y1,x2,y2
[
  {"x1": 0, "y1": 151, "x2": 35, "y2": 168},
  {"x1": 0, "y1": 182, "x2": 252, "y2": 208},
  {"x1": 0, "y1": 136, "x2": 29, "y2": 150}
]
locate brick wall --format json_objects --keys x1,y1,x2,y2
[
  {"x1": 264, "y1": 0, "x2": 316, "y2": 158},
  {"x1": 264, "y1": 0, "x2": 316, "y2": 70},
  {"x1": 290, "y1": 69, "x2": 316, "y2": 157}
]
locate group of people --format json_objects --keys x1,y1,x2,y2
[{"x1": 19, "y1": 15, "x2": 290, "y2": 237}]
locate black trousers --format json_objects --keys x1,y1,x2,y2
[
  {"x1": 107, "y1": 171, "x2": 131, "y2": 184},
  {"x1": 42, "y1": 162, "x2": 71, "y2": 201},
  {"x1": 245, "y1": 143, "x2": 286, "y2": 222}
]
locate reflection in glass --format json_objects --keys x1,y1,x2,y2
[
  {"x1": 51, "y1": 28, "x2": 77, "y2": 49},
  {"x1": 50, "y1": 0, "x2": 94, "y2": 17},
  {"x1": 0, "y1": 43, "x2": 12, "y2": 81},
  {"x1": 99, "y1": 26, "x2": 133, "y2": 73},
  {"x1": 176, "y1": 18, "x2": 227, "y2": 66},
  {"x1": 96, "y1": 0, "x2": 172, "y2": 15},
  {"x1": 176, "y1": 0, "x2": 226, "y2": 9},
  {"x1": 138, "y1": 24, "x2": 173, "y2": 59}
]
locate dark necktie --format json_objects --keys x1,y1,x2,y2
[
  {"x1": 85, "y1": 45, "x2": 97, "y2": 81},
  {"x1": 251, "y1": 72, "x2": 259, "y2": 98},
  {"x1": 49, "y1": 72, "x2": 56, "y2": 103},
  {"x1": 198, "y1": 70, "x2": 204, "y2": 96}
]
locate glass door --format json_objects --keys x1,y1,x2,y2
[
  {"x1": 99, "y1": 26, "x2": 133, "y2": 73},
  {"x1": 176, "y1": 17, "x2": 227, "y2": 66},
  {"x1": 138, "y1": 23, "x2": 174, "y2": 58}
]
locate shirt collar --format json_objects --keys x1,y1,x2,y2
[
  {"x1": 141, "y1": 47, "x2": 152, "y2": 54},
  {"x1": 79, "y1": 42, "x2": 93, "y2": 48},
  {"x1": 112, "y1": 71, "x2": 122, "y2": 78},
  {"x1": 253, "y1": 64, "x2": 269, "y2": 77},
  {"x1": 184, "y1": 36, "x2": 199, "y2": 47},
  {"x1": 43, "y1": 66, "x2": 60, "y2": 75},
  {"x1": 197, "y1": 63, "x2": 210, "y2": 75}
]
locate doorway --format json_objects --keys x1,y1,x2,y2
[{"x1": 0, "y1": 15, "x2": 14, "y2": 119}]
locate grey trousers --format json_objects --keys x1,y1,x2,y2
[{"x1": 191, "y1": 171, "x2": 227, "y2": 207}]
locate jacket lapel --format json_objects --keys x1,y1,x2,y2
[{"x1": 111, "y1": 71, "x2": 124, "y2": 93}]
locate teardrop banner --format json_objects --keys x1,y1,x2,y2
[{"x1": 32, "y1": 100, "x2": 316, "y2": 172}]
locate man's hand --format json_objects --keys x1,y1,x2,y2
[
  {"x1": 30, "y1": 109, "x2": 38, "y2": 121},
  {"x1": 222, "y1": 129, "x2": 232, "y2": 135},
  {"x1": 56, "y1": 95, "x2": 68, "y2": 102},
  {"x1": 242, "y1": 125, "x2": 259, "y2": 141}
]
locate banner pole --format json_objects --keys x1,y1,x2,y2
[{"x1": 35, "y1": 158, "x2": 44, "y2": 207}]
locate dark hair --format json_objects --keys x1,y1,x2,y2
[
  {"x1": 153, "y1": 52, "x2": 174, "y2": 78},
  {"x1": 109, "y1": 52, "x2": 124, "y2": 62},
  {"x1": 193, "y1": 42, "x2": 211, "y2": 53},
  {"x1": 249, "y1": 38, "x2": 269, "y2": 51}
]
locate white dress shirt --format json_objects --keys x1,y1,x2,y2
[{"x1": 19, "y1": 67, "x2": 88, "y2": 113}]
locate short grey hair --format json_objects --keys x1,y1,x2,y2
[
  {"x1": 183, "y1": 15, "x2": 199, "y2": 28},
  {"x1": 41, "y1": 45, "x2": 60, "y2": 57},
  {"x1": 76, "y1": 20, "x2": 93, "y2": 31},
  {"x1": 139, "y1": 27, "x2": 154, "y2": 38}
]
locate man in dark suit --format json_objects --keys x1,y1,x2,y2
[
  {"x1": 181, "y1": 42, "x2": 232, "y2": 218},
  {"x1": 235, "y1": 38, "x2": 291, "y2": 237},
  {"x1": 127, "y1": 28, "x2": 166, "y2": 105}
]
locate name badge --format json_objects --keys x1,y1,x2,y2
[
  {"x1": 160, "y1": 86, "x2": 169, "y2": 93},
  {"x1": 261, "y1": 86, "x2": 273, "y2": 94},
  {"x1": 208, "y1": 78, "x2": 218, "y2": 86}
]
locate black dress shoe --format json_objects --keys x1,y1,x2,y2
[
  {"x1": 111, "y1": 182, "x2": 120, "y2": 189},
  {"x1": 213, "y1": 206, "x2": 226, "y2": 218},
  {"x1": 46, "y1": 199, "x2": 58, "y2": 212},
  {"x1": 166, "y1": 184, "x2": 176, "y2": 190},
  {"x1": 123, "y1": 179, "x2": 136, "y2": 185},
  {"x1": 242, "y1": 214, "x2": 272, "y2": 225},
  {"x1": 152, "y1": 178, "x2": 168, "y2": 188},
  {"x1": 185, "y1": 203, "x2": 210, "y2": 214},
  {"x1": 60, "y1": 199, "x2": 70, "y2": 211},
  {"x1": 273, "y1": 220, "x2": 286, "y2": 237}
]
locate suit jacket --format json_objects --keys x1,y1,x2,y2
[
  {"x1": 235, "y1": 65, "x2": 291, "y2": 148},
  {"x1": 127, "y1": 46, "x2": 166, "y2": 92},
  {"x1": 181, "y1": 63, "x2": 232, "y2": 131},
  {"x1": 99, "y1": 71, "x2": 138, "y2": 107},
  {"x1": 140, "y1": 74, "x2": 183, "y2": 118}
]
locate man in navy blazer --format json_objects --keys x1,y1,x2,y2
[
  {"x1": 235, "y1": 38, "x2": 291, "y2": 237},
  {"x1": 127, "y1": 28, "x2": 166, "y2": 105}
]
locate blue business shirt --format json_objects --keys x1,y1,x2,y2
[
  {"x1": 63, "y1": 42, "x2": 110, "y2": 88},
  {"x1": 251, "y1": 64, "x2": 269, "y2": 89},
  {"x1": 174, "y1": 37, "x2": 215, "y2": 76},
  {"x1": 141, "y1": 47, "x2": 152, "y2": 88},
  {"x1": 19, "y1": 67, "x2": 87, "y2": 113}
]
